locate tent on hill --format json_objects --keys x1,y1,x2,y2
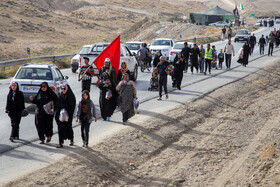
[{"x1": 189, "y1": 6, "x2": 235, "y2": 25}]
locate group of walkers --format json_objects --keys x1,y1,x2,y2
[
  {"x1": 6, "y1": 58, "x2": 138, "y2": 148},
  {"x1": 5, "y1": 27, "x2": 279, "y2": 148}
]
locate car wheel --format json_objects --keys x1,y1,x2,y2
[
  {"x1": 132, "y1": 65, "x2": 138, "y2": 81},
  {"x1": 71, "y1": 68, "x2": 77, "y2": 73}
]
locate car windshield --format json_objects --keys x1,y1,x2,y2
[
  {"x1": 15, "y1": 67, "x2": 53, "y2": 80},
  {"x1": 174, "y1": 43, "x2": 184, "y2": 49},
  {"x1": 152, "y1": 40, "x2": 170, "y2": 46},
  {"x1": 78, "y1": 47, "x2": 90, "y2": 54},
  {"x1": 91, "y1": 45, "x2": 108, "y2": 53},
  {"x1": 125, "y1": 43, "x2": 141, "y2": 50},
  {"x1": 237, "y1": 30, "x2": 249, "y2": 35}
]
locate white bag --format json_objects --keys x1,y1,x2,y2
[
  {"x1": 59, "y1": 109, "x2": 69, "y2": 122},
  {"x1": 133, "y1": 98, "x2": 139, "y2": 109},
  {"x1": 43, "y1": 102, "x2": 54, "y2": 115},
  {"x1": 105, "y1": 90, "x2": 112, "y2": 100}
]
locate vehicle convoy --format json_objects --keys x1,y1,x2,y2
[
  {"x1": 234, "y1": 29, "x2": 251, "y2": 43},
  {"x1": 169, "y1": 42, "x2": 194, "y2": 62},
  {"x1": 71, "y1": 45, "x2": 91, "y2": 73},
  {"x1": 150, "y1": 38, "x2": 175, "y2": 60},
  {"x1": 10, "y1": 63, "x2": 68, "y2": 103},
  {"x1": 79, "y1": 43, "x2": 138, "y2": 81}
]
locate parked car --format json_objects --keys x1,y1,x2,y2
[
  {"x1": 234, "y1": 29, "x2": 251, "y2": 42},
  {"x1": 209, "y1": 21, "x2": 230, "y2": 27},
  {"x1": 169, "y1": 42, "x2": 194, "y2": 62},
  {"x1": 71, "y1": 45, "x2": 91, "y2": 73},
  {"x1": 150, "y1": 38, "x2": 175, "y2": 60},
  {"x1": 79, "y1": 43, "x2": 138, "y2": 81},
  {"x1": 276, "y1": 19, "x2": 280, "y2": 24},
  {"x1": 255, "y1": 20, "x2": 263, "y2": 26},
  {"x1": 10, "y1": 63, "x2": 68, "y2": 103}
]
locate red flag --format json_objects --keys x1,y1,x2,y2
[{"x1": 93, "y1": 35, "x2": 121, "y2": 76}]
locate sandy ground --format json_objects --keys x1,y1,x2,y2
[{"x1": 6, "y1": 59, "x2": 280, "y2": 186}]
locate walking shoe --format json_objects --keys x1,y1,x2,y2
[
  {"x1": 9, "y1": 137, "x2": 14, "y2": 142},
  {"x1": 56, "y1": 144, "x2": 63, "y2": 148},
  {"x1": 39, "y1": 141, "x2": 45, "y2": 144},
  {"x1": 123, "y1": 120, "x2": 128, "y2": 125},
  {"x1": 46, "y1": 137, "x2": 51, "y2": 143},
  {"x1": 14, "y1": 137, "x2": 19, "y2": 140},
  {"x1": 69, "y1": 142, "x2": 74, "y2": 146},
  {"x1": 166, "y1": 94, "x2": 169, "y2": 99},
  {"x1": 85, "y1": 145, "x2": 88, "y2": 148},
  {"x1": 157, "y1": 97, "x2": 162, "y2": 100}
]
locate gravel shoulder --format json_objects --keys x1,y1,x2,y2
[{"x1": 7, "y1": 60, "x2": 280, "y2": 186}]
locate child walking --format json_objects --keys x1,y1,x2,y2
[
  {"x1": 76, "y1": 90, "x2": 97, "y2": 148},
  {"x1": 218, "y1": 49, "x2": 224, "y2": 69}
]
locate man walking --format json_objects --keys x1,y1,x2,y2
[
  {"x1": 153, "y1": 56, "x2": 170, "y2": 100},
  {"x1": 78, "y1": 57, "x2": 95, "y2": 92},
  {"x1": 189, "y1": 44, "x2": 200, "y2": 74},
  {"x1": 221, "y1": 26, "x2": 227, "y2": 41},
  {"x1": 258, "y1": 34, "x2": 266, "y2": 55},
  {"x1": 228, "y1": 27, "x2": 233, "y2": 40},
  {"x1": 224, "y1": 40, "x2": 235, "y2": 69},
  {"x1": 199, "y1": 44, "x2": 205, "y2": 73},
  {"x1": 204, "y1": 44, "x2": 212, "y2": 75},
  {"x1": 268, "y1": 31, "x2": 276, "y2": 56},
  {"x1": 181, "y1": 42, "x2": 190, "y2": 73},
  {"x1": 249, "y1": 33, "x2": 257, "y2": 55}
]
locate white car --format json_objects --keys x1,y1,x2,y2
[
  {"x1": 71, "y1": 45, "x2": 91, "y2": 73},
  {"x1": 209, "y1": 21, "x2": 230, "y2": 27},
  {"x1": 79, "y1": 43, "x2": 138, "y2": 81},
  {"x1": 10, "y1": 63, "x2": 68, "y2": 103},
  {"x1": 276, "y1": 19, "x2": 280, "y2": 24},
  {"x1": 169, "y1": 42, "x2": 194, "y2": 62},
  {"x1": 150, "y1": 38, "x2": 175, "y2": 60}
]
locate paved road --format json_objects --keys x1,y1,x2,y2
[{"x1": 0, "y1": 25, "x2": 279, "y2": 155}]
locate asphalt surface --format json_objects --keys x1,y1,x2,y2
[{"x1": 0, "y1": 25, "x2": 280, "y2": 185}]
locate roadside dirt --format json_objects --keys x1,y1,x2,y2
[{"x1": 7, "y1": 59, "x2": 280, "y2": 186}]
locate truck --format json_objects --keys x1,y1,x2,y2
[{"x1": 78, "y1": 43, "x2": 139, "y2": 81}]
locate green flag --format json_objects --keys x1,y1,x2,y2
[{"x1": 240, "y1": 3, "x2": 244, "y2": 10}]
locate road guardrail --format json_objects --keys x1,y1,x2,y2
[{"x1": 0, "y1": 53, "x2": 76, "y2": 68}]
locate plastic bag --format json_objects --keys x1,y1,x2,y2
[
  {"x1": 105, "y1": 90, "x2": 112, "y2": 100},
  {"x1": 133, "y1": 98, "x2": 139, "y2": 109},
  {"x1": 59, "y1": 109, "x2": 69, "y2": 122},
  {"x1": 43, "y1": 102, "x2": 54, "y2": 115}
]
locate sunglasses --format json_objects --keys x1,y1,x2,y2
[
  {"x1": 61, "y1": 87, "x2": 66, "y2": 90},
  {"x1": 41, "y1": 86, "x2": 47, "y2": 88}
]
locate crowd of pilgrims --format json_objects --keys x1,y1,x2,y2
[
  {"x1": 6, "y1": 58, "x2": 138, "y2": 148},
  {"x1": 5, "y1": 28, "x2": 279, "y2": 148}
]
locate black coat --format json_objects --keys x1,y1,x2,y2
[
  {"x1": 99, "y1": 65, "x2": 117, "y2": 85},
  {"x1": 190, "y1": 48, "x2": 200, "y2": 62},
  {"x1": 173, "y1": 55, "x2": 185, "y2": 72},
  {"x1": 6, "y1": 82, "x2": 25, "y2": 117},
  {"x1": 153, "y1": 54, "x2": 161, "y2": 67},
  {"x1": 181, "y1": 47, "x2": 190, "y2": 60}
]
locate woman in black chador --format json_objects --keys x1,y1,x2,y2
[
  {"x1": 242, "y1": 42, "x2": 251, "y2": 67},
  {"x1": 98, "y1": 72, "x2": 117, "y2": 121},
  {"x1": 5, "y1": 82, "x2": 25, "y2": 142},
  {"x1": 30, "y1": 82, "x2": 57, "y2": 144},
  {"x1": 55, "y1": 84, "x2": 76, "y2": 148}
]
